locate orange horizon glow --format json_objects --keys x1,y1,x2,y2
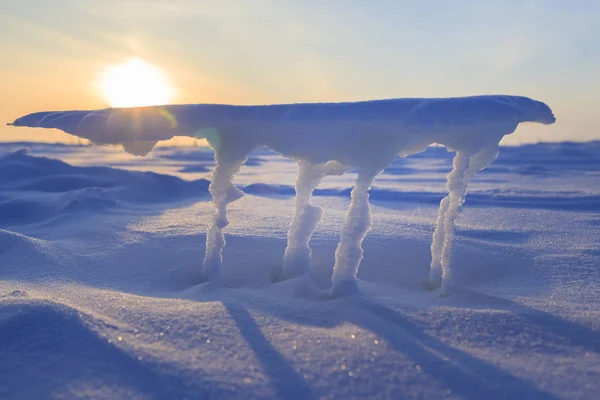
[{"x1": 1, "y1": 2, "x2": 598, "y2": 146}]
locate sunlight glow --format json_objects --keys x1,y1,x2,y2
[{"x1": 102, "y1": 58, "x2": 172, "y2": 108}]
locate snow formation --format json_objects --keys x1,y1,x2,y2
[{"x1": 9, "y1": 95, "x2": 556, "y2": 294}]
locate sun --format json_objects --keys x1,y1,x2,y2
[{"x1": 102, "y1": 58, "x2": 172, "y2": 108}]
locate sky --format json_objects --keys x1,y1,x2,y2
[{"x1": 0, "y1": 0, "x2": 599, "y2": 146}]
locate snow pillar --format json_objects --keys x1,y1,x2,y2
[
  {"x1": 202, "y1": 149, "x2": 248, "y2": 281},
  {"x1": 282, "y1": 160, "x2": 348, "y2": 280},
  {"x1": 331, "y1": 167, "x2": 379, "y2": 297},
  {"x1": 428, "y1": 143, "x2": 499, "y2": 293},
  {"x1": 281, "y1": 161, "x2": 326, "y2": 280}
]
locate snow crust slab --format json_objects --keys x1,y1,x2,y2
[{"x1": 10, "y1": 95, "x2": 555, "y2": 160}]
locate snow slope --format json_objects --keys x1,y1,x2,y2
[{"x1": 0, "y1": 142, "x2": 598, "y2": 399}]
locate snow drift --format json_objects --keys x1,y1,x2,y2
[{"x1": 9, "y1": 95, "x2": 556, "y2": 294}]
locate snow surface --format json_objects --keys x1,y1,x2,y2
[
  {"x1": 0, "y1": 141, "x2": 599, "y2": 399},
  {"x1": 9, "y1": 96, "x2": 556, "y2": 294}
]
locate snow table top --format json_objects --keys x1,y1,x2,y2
[{"x1": 8, "y1": 95, "x2": 555, "y2": 161}]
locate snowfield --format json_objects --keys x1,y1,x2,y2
[{"x1": 0, "y1": 141, "x2": 599, "y2": 399}]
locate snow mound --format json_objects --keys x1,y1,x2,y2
[
  {"x1": 0, "y1": 150, "x2": 210, "y2": 228},
  {"x1": 0, "y1": 150, "x2": 209, "y2": 203},
  {"x1": 9, "y1": 96, "x2": 556, "y2": 294}
]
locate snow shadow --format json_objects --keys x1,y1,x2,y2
[
  {"x1": 0, "y1": 300, "x2": 219, "y2": 400},
  {"x1": 343, "y1": 297, "x2": 559, "y2": 400},
  {"x1": 449, "y1": 289, "x2": 600, "y2": 355},
  {"x1": 223, "y1": 302, "x2": 318, "y2": 400},
  {"x1": 208, "y1": 294, "x2": 560, "y2": 400}
]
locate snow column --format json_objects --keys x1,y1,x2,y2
[
  {"x1": 331, "y1": 167, "x2": 380, "y2": 297},
  {"x1": 428, "y1": 143, "x2": 499, "y2": 293},
  {"x1": 282, "y1": 160, "x2": 347, "y2": 280},
  {"x1": 202, "y1": 149, "x2": 248, "y2": 281}
]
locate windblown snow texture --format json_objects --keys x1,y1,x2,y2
[{"x1": 9, "y1": 95, "x2": 555, "y2": 294}]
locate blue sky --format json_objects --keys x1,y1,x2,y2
[{"x1": 1, "y1": 0, "x2": 598, "y2": 144}]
